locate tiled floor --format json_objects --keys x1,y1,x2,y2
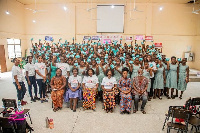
[{"x1": 0, "y1": 72, "x2": 199, "y2": 133}]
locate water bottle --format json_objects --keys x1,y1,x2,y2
[{"x1": 18, "y1": 100, "x2": 22, "y2": 111}]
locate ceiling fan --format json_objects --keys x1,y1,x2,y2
[
  {"x1": 192, "y1": 0, "x2": 200, "y2": 14},
  {"x1": 25, "y1": 0, "x2": 47, "y2": 13},
  {"x1": 130, "y1": 0, "x2": 143, "y2": 12}
]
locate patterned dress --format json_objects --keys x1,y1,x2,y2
[
  {"x1": 166, "y1": 64, "x2": 178, "y2": 89},
  {"x1": 118, "y1": 77, "x2": 132, "y2": 113},
  {"x1": 143, "y1": 69, "x2": 151, "y2": 92},
  {"x1": 51, "y1": 76, "x2": 66, "y2": 109},
  {"x1": 177, "y1": 64, "x2": 188, "y2": 91},
  {"x1": 131, "y1": 64, "x2": 141, "y2": 78},
  {"x1": 153, "y1": 66, "x2": 164, "y2": 89}
]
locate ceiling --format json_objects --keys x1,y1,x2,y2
[{"x1": 16, "y1": 0, "x2": 199, "y2": 5}]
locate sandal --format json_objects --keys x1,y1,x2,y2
[
  {"x1": 133, "y1": 110, "x2": 137, "y2": 113},
  {"x1": 110, "y1": 109, "x2": 113, "y2": 113},
  {"x1": 53, "y1": 108, "x2": 57, "y2": 112},
  {"x1": 106, "y1": 109, "x2": 109, "y2": 113},
  {"x1": 158, "y1": 97, "x2": 162, "y2": 100},
  {"x1": 141, "y1": 110, "x2": 146, "y2": 114},
  {"x1": 153, "y1": 96, "x2": 156, "y2": 99},
  {"x1": 179, "y1": 96, "x2": 182, "y2": 99},
  {"x1": 171, "y1": 95, "x2": 175, "y2": 99}
]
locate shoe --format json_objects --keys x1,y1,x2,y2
[
  {"x1": 141, "y1": 110, "x2": 146, "y2": 114},
  {"x1": 41, "y1": 100, "x2": 44, "y2": 103},
  {"x1": 133, "y1": 110, "x2": 137, "y2": 113},
  {"x1": 21, "y1": 101, "x2": 27, "y2": 106},
  {"x1": 43, "y1": 99, "x2": 48, "y2": 102},
  {"x1": 73, "y1": 110, "x2": 76, "y2": 112},
  {"x1": 22, "y1": 100, "x2": 27, "y2": 104},
  {"x1": 34, "y1": 96, "x2": 40, "y2": 100},
  {"x1": 31, "y1": 97, "x2": 36, "y2": 102}
]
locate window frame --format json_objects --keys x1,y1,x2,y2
[{"x1": 7, "y1": 38, "x2": 22, "y2": 59}]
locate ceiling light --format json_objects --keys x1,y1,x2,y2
[
  {"x1": 64, "y1": 6, "x2": 67, "y2": 11},
  {"x1": 33, "y1": 20, "x2": 36, "y2": 23},
  {"x1": 111, "y1": 5, "x2": 114, "y2": 8},
  {"x1": 5, "y1": 11, "x2": 10, "y2": 15},
  {"x1": 159, "y1": 7, "x2": 163, "y2": 11}
]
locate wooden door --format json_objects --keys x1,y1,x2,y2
[{"x1": 0, "y1": 45, "x2": 7, "y2": 72}]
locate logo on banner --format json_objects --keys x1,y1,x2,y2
[
  {"x1": 154, "y1": 43, "x2": 162, "y2": 48},
  {"x1": 135, "y1": 35, "x2": 144, "y2": 40}
]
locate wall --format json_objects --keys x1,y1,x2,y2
[
  {"x1": 0, "y1": 0, "x2": 199, "y2": 71},
  {"x1": 0, "y1": 0, "x2": 26, "y2": 71}
]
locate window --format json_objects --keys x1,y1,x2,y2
[{"x1": 7, "y1": 38, "x2": 21, "y2": 59}]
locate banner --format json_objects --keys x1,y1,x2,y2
[
  {"x1": 83, "y1": 36, "x2": 91, "y2": 41},
  {"x1": 92, "y1": 36, "x2": 100, "y2": 40},
  {"x1": 145, "y1": 36, "x2": 153, "y2": 41},
  {"x1": 135, "y1": 35, "x2": 144, "y2": 40},
  {"x1": 103, "y1": 39, "x2": 112, "y2": 44},
  {"x1": 154, "y1": 43, "x2": 162, "y2": 48},
  {"x1": 45, "y1": 36, "x2": 53, "y2": 41}
]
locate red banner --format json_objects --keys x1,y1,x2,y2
[
  {"x1": 154, "y1": 43, "x2": 162, "y2": 48},
  {"x1": 145, "y1": 36, "x2": 153, "y2": 41}
]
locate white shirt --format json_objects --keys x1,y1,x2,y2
[
  {"x1": 35, "y1": 63, "x2": 46, "y2": 79},
  {"x1": 68, "y1": 75, "x2": 82, "y2": 88},
  {"x1": 25, "y1": 63, "x2": 35, "y2": 76},
  {"x1": 148, "y1": 61, "x2": 157, "y2": 78},
  {"x1": 101, "y1": 77, "x2": 117, "y2": 89},
  {"x1": 12, "y1": 65, "x2": 23, "y2": 82},
  {"x1": 56, "y1": 63, "x2": 70, "y2": 78},
  {"x1": 82, "y1": 75, "x2": 99, "y2": 88}
]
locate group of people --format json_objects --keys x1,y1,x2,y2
[{"x1": 11, "y1": 38, "x2": 189, "y2": 114}]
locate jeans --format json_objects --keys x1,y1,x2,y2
[
  {"x1": 134, "y1": 95, "x2": 147, "y2": 110},
  {"x1": 26, "y1": 76, "x2": 38, "y2": 97},
  {"x1": 36, "y1": 79, "x2": 46, "y2": 99},
  {"x1": 13, "y1": 82, "x2": 26, "y2": 101}
]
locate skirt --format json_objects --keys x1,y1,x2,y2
[
  {"x1": 83, "y1": 88, "x2": 96, "y2": 110},
  {"x1": 64, "y1": 87, "x2": 82, "y2": 102},
  {"x1": 103, "y1": 91, "x2": 116, "y2": 110},
  {"x1": 51, "y1": 89, "x2": 65, "y2": 108}
]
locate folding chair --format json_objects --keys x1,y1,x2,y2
[
  {"x1": 2, "y1": 98, "x2": 33, "y2": 124},
  {"x1": 166, "y1": 108, "x2": 191, "y2": 133},
  {"x1": 162, "y1": 106, "x2": 184, "y2": 130}
]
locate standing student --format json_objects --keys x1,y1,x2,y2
[
  {"x1": 50, "y1": 56, "x2": 57, "y2": 80},
  {"x1": 153, "y1": 60, "x2": 166, "y2": 100},
  {"x1": 114, "y1": 58, "x2": 123, "y2": 83},
  {"x1": 118, "y1": 67, "x2": 132, "y2": 114},
  {"x1": 12, "y1": 58, "x2": 27, "y2": 106},
  {"x1": 82, "y1": 68, "x2": 99, "y2": 111},
  {"x1": 166, "y1": 56, "x2": 179, "y2": 99},
  {"x1": 35, "y1": 56, "x2": 48, "y2": 103},
  {"x1": 123, "y1": 58, "x2": 132, "y2": 78},
  {"x1": 131, "y1": 57, "x2": 141, "y2": 78},
  {"x1": 77, "y1": 59, "x2": 86, "y2": 80},
  {"x1": 101, "y1": 69, "x2": 117, "y2": 113},
  {"x1": 98, "y1": 58, "x2": 106, "y2": 101},
  {"x1": 51, "y1": 68, "x2": 66, "y2": 112},
  {"x1": 162, "y1": 58, "x2": 169, "y2": 98},
  {"x1": 143, "y1": 62, "x2": 152, "y2": 101},
  {"x1": 55, "y1": 56, "x2": 70, "y2": 88},
  {"x1": 25, "y1": 56, "x2": 39, "y2": 102},
  {"x1": 67, "y1": 68, "x2": 82, "y2": 112},
  {"x1": 147, "y1": 55, "x2": 157, "y2": 100},
  {"x1": 177, "y1": 58, "x2": 189, "y2": 99}
]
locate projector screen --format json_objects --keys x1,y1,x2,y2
[{"x1": 97, "y1": 5, "x2": 124, "y2": 33}]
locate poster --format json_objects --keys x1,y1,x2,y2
[
  {"x1": 154, "y1": 43, "x2": 162, "y2": 48},
  {"x1": 126, "y1": 36, "x2": 133, "y2": 41},
  {"x1": 83, "y1": 36, "x2": 91, "y2": 41},
  {"x1": 135, "y1": 35, "x2": 144, "y2": 40},
  {"x1": 145, "y1": 36, "x2": 153, "y2": 41}
]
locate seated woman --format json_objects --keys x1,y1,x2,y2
[
  {"x1": 67, "y1": 68, "x2": 82, "y2": 112},
  {"x1": 82, "y1": 68, "x2": 99, "y2": 111},
  {"x1": 118, "y1": 67, "x2": 132, "y2": 114},
  {"x1": 132, "y1": 69, "x2": 149, "y2": 114},
  {"x1": 50, "y1": 68, "x2": 66, "y2": 112},
  {"x1": 101, "y1": 69, "x2": 117, "y2": 113}
]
